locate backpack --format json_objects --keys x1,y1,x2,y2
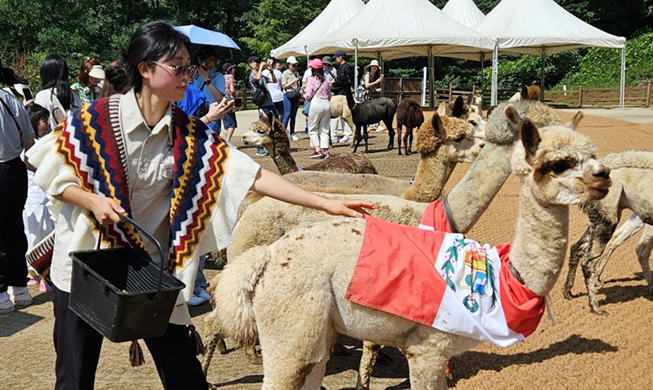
[{"x1": 252, "y1": 80, "x2": 268, "y2": 107}]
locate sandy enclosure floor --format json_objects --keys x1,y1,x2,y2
[{"x1": 2, "y1": 109, "x2": 653, "y2": 389}]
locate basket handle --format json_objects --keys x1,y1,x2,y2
[{"x1": 96, "y1": 215, "x2": 167, "y2": 299}]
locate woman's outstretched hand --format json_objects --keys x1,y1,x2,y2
[{"x1": 322, "y1": 199, "x2": 375, "y2": 217}]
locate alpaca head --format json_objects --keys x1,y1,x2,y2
[
  {"x1": 436, "y1": 95, "x2": 470, "y2": 120},
  {"x1": 511, "y1": 116, "x2": 611, "y2": 206},
  {"x1": 241, "y1": 112, "x2": 291, "y2": 154},
  {"x1": 416, "y1": 113, "x2": 484, "y2": 163},
  {"x1": 466, "y1": 112, "x2": 486, "y2": 141}
]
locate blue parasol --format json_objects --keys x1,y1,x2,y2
[{"x1": 173, "y1": 25, "x2": 240, "y2": 50}]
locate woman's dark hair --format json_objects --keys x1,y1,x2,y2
[
  {"x1": 26, "y1": 103, "x2": 50, "y2": 138},
  {"x1": 124, "y1": 21, "x2": 191, "y2": 93},
  {"x1": 100, "y1": 61, "x2": 131, "y2": 97},
  {"x1": 77, "y1": 57, "x2": 101, "y2": 87},
  {"x1": 40, "y1": 54, "x2": 74, "y2": 110},
  {"x1": 311, "y1": 67, "x2": 325, "y2": 83}
]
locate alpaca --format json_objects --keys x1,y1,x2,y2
[
  {"x1": 201, "y1": 101, "x2": 562, "y2": 377},
  {"x1": 242, "y1": 112, "x2": 378, "y2": 175},
  {"x1": 436, "y1": 94, "x2": 475, "y2": 120},
  {"x1": 212, "y1": 119, "x2": 611, "y2": 390},
  {"x1": 336, "y1": 75, "x2": 397, "y2": 153},
  {"x1": 330, "y1": 95, "x2": 356, "y2": 137},
  {"x1": 562, "y1": 151, "x2": 653, "y2": 315},
  {"x1": 395, "y1": 98, "x2": 424, "y2": 156}
]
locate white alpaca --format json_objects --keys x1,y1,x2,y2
[{"x1": 212, "y1": 119, "x2": 611, "y2": 390}]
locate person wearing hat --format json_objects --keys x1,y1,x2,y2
[
  {"x1": 193, "y1": 46, "x2": 226, "y2": 134},
  {"x1": 281, "y1": 56, "x2": 302, "y2": 141},
  {"x1": 248, "y1": 55, "x2": 277, "y2": 156},
  {"x1": 322, "y1": 56, "x2": 337, "y2": 83},
  {"x1": 303, "y1": 58, "x2": 332, "y2": 159},
  {"x1": 72, "y1": 58, "x2": 105, "y2": 104},
  {"x1": 331, "y1": 50, "x2": 354, "y2": 96},
  {"x1": 357, "y1": 59, "x2": 385, "y2": 131},
  {"x1": 221, "y1": 62, "x2": 238, "y2": 146}
]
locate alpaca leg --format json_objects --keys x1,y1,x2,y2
[
  {"x1": 594, "y1": 214, "x2": 644, "y2": 286},
  {"x1": 397, "y1": 124, "x2": 403, "y2": 155},
  {"x1": 403, "y1": 128, "x2": 412, "y2": 156},
  {"x1": 408, "y1": 130, "x2": 414, "y2": 155},
  {"x1": 245, "y1": 343, "x2": 262, "y2": 364},
  {"x1": 201, "y1": 331, "x2": 221, "y2": 376},
  {"x1": 363, "y1": 125, "x2": 370, "y2": 153},
  {"x1": 353, "y1": 125, "x2": 363, "y2": 153},
  {"x1": 356, "y1": 341, "x2": 381, "y2": 390},
  {"x1": 385, "y1": 119, "x2": 395, "y2": 151},
  {"x1": 582, "y1": 222, "x2": 617, "y2": 315},
  {"x1": 563, "y1": 228, "x2": 590, "y2": 299},
  {"x1": 404, "y1": 346, "x2": 449, "y2": 390},
  {"x1": 301, "y1": 328, "x2": 338, "y2": 390},
  {"x1": 635, "y1": 225, "x2": 653, "y2": 294}
]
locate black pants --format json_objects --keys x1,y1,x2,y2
[
  {"x1": 53, "y1": 285, "x2": 208, "y2": 390},
  {"x1": 0, "y1": 157, "x2": 28, "y2": 293}
]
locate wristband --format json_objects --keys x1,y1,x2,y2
[{"x1": 205, "y1": 79, "x2": 212, "y2": 85}]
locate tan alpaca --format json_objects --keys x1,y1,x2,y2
[
  {"x1": 201, "y1": 101, "x2": 560, "y2": 376},
  {"x1": 563, "y1": 150, "x2": 653, "y2": 314},
  {"x1": 212, "y1": 119, "x2": 611, "y2": 390}
]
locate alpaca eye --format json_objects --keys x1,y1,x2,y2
[
  {"x1": 469, "y1": 121, "x2": 477, "y2": 127},
  {"x1": 454, "y1": 136, "x2": 465, "y2": 143},
  {"x1": 550, "y1": 161, "x2": 572, "y2": 175},
  {"x1": 257, "y1": 129, "x2": 266, "y2": 135}
]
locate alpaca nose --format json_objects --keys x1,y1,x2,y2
[
  {"x1": 593, "y1": 165, "x2": 610, "y2": 180},
  {"x1": 242, "y1": 136, "x2": 250, "y2": 145}
]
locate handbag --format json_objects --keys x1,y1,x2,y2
[
  {"x1": 286, "y1": 90, "x2": 300, "y2": 100},
  {"x1": 302, "y1": 101, "x2": 311, "y2": 116},
  {"x1": 252, "y1": 81, "x2": 268, "y2": 107}
]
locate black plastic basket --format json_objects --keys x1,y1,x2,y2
[{"x1": 69, "y1": 215, "x2": 185, "y2": 342}]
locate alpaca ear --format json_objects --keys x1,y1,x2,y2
[
  {"x1": 565, "y1": 111, "x2": 583, "y2": 130},
  {"x1": 466, "y1": 92, "x2": 474, "y2": 105},
  {"x1": 520, "y1": 119, "x2": 541, "y2": 164},
  {"x1": 452, "y1": 96, "x2": 465, "y2": 118},
  {"x1": 267, "y1": 111, "x2": 275, "y2": 127},
  {"x1": 259, "y1": 111, "x2": 267, "y2": 121},
  {"x1": 504, "y1": 105, "x2": 522, "y2": 126},
  {"x1": 436, "y1": 102, "x2": 447, "y2": 116},
  {"x1": 431, "y1": 113, "x2": 447, "y2": 141}
]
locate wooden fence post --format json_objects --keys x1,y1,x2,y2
[
  {"x1": 578, "y1": 86, "x2": 583, "y2": 108},
  {"x1": 646, "y1": 83, "x2": 652, "y2": 107},
  {"x1": 448, "y1": 83, "x2": 453, "y2": 102},
  {"x1": 242, "y1": 88, "x2": 249, "y2": 110}
]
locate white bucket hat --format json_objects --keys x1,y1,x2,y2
[{"x1": 286, "y1": 56, "x2": 299, "y2": 64}]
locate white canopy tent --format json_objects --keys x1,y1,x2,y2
[
  {"x1": 441, "y1": 0, "x2": 485, "y2": 28},
  {"x1": 305, "y1": 0, "x2": 496, "y2": 108},
  {"x1": 473, "y1": 0, "x2": 627, "y2": 107},
  {"x1": 269, "y1": 0, "x2": 364, "y2": 59}
]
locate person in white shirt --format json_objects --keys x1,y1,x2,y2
[
  {"x1": 268, "y1": 58, "x2": 285, "y2": 120},
  {"x1": 34, "y1": 54, "x2": 81, "y2": 130},
  {"x1": 27, "y1": 21, "x2": 373, "y2": 390}
]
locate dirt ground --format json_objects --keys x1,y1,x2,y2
[{"x1": 2, "y1": 109, "x2": 653, "y2": 389}]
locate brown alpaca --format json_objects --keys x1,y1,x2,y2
[
  {"x1": 242, "y1": 112, "x2": 378, "y2": 175},
  {"x1": 212, "y1": 119, "x2": 611, "y2": 390},
  {"x1": 395, "y1": 98, "x2": 425, "y2": 156}
]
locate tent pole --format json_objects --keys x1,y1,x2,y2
[
  {"x1": 480, "y1": 53, "x2": 485, "y2": 109},
  {"x1": 379, "y1": 52, "x2": 385, "y2": 98},
  {"x1": 422, "y1": 66, "x2": 427, "y2": 106},
  {"x1": 354, "y1": 39, "x2": 359, "y2": 92},
  {"x1": 540, "y1": 48, "x2": 546, "y2": 103},
  {"x1": 428, "y1": 47, "x2": 434, "y2": 109},
  {"x1": 620, "y1": 46, "x2": 626, "y2": 110},
  {"x1": 491, "y1": 40, "x2": 498, "y2": 106}
]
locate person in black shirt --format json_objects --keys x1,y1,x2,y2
[{"x1": 331, "y1": 50, "x2": 354, "y2": 96}]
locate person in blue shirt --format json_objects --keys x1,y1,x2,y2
[{"x1": 193, "y1": 46, "x2": 225, "y2": 134}]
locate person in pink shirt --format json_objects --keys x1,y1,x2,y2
[{"x1": 303, "y1": 58, "x2": 332, "y2": 159}]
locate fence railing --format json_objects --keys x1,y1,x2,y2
[{"x1": 236, "y1": 81, "x2": 652, "y2": 111}]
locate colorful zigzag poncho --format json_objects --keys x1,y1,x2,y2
[{"x1": 26, "y1": 93, "x2": 260, "y2": 324}]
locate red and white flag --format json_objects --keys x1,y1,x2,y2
[{"x1": 345, "y1": 201, "x2": 545, "y2": 347}]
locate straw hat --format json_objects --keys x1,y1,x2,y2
[{"x1": 365, "y1": 60, "x2": 381, "y2": 70}]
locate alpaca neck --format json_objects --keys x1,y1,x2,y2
[
  {"x1": 510, "y1": 185, "x2": 569, "y2": 296},
  {"x1": 268, "y1": 143, "x2": 297, "y2": 175},
  {"x1": 446, "y1": 143, "x2": 515, "y2": 234},
  {"x1": 345, "y1": 87, "x2": 356, "y2": 110},
  {"x1": 401, "y1": 147, "x2": 449, "y2": 203}
]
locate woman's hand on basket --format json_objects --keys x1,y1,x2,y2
[{"x1": 90, "y1": 195, "x2": 125, "y2": 225}]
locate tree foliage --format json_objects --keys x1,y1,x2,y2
[{"x1": 1, "y1": 0, "x2": 652, "y2": 93}]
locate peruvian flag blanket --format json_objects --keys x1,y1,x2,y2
[{"x1": 345, "y1": 201, "x2": 545, "y2": 347}]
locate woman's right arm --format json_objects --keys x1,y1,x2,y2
[{"x1": 53, "y1": 186, "x2": 125, "y2": 225}]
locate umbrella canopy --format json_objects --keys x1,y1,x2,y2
[
  {"x1": 441, "y1": 0, "x2": 485, "y2": 28},
  {"x1": 306, "y1": 0, "x2": 495, "y2": 60},
  {"x1": 173, "y1": 25, "x2": 240, "y2": 50},
  {"x1": 270, "y1": 0, "x2": 364, "y2": 59}
]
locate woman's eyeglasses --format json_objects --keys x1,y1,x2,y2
[{"x1": 153, "y1": 62, "x2": 197, "y2": 78}]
